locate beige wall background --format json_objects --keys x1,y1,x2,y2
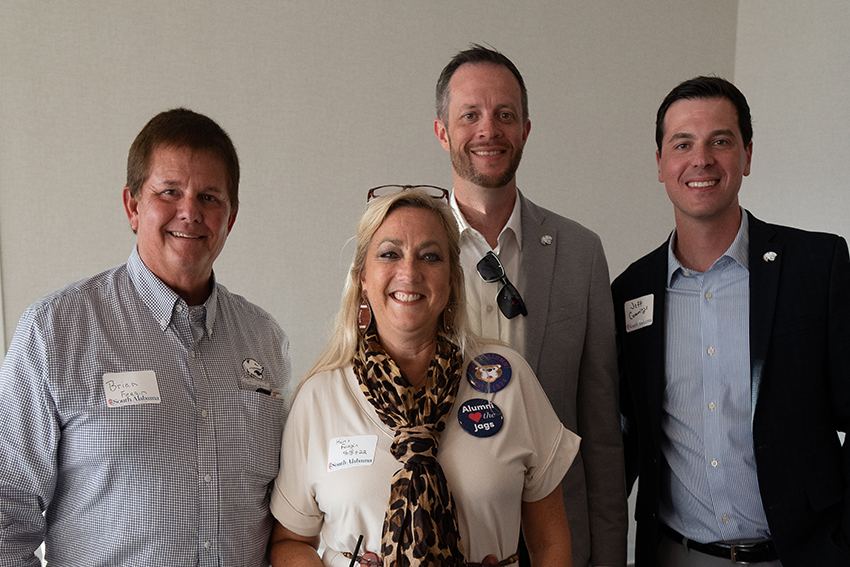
[
  {"x1": 1, "y1": 1, "x2": 848, "y2": 563},
  {"x1": 0, "y1": 0, "x2": 850, "y2": 375},
  {"x1": 735, "y1": 1, "x2": 850, "y2": 239},
  {"x1": 1, "y1": 0, "x2": 742, "y2": 373},
  {"x1": 4, "y1": 1, "x2": 848, "y2": 372}
]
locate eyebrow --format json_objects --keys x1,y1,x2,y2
[
  {"x1": 377, "y1": 237, "x2": 443, "y2": 249},
  {"x1": 667, "y1": 129, "x2": 737, "y2": 144},
  {"x1": 458, "y1": 102, "x2": 518, "y2": 113},
  {"x1": 154, "y1": 179, "x2": 226, "y2": 194}
]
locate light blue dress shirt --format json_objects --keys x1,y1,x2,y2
[
  {"x1": 0, "y1": 247, "x2": 291, "y2": 566},
  {"x1": 660, "y1": 212, "x2": 772, "y2": 543}
]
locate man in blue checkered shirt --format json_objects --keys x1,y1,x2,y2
[{"x1": 0, "y1": 109, "x2": 291, "y2": 566}]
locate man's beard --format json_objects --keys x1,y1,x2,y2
[{"x1": 450, "y1": 140, "x2": 523, "y2": 189}]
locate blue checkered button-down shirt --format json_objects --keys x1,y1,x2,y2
[{"x1": 0, "y1": 248, "x2": 291, "y2": 566}]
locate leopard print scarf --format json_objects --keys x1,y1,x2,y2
[{"x1": 353, "y1": 330, "x2": 466, "y2": 566}]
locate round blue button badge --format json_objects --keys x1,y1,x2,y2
[
  {"x1": 466, "y1": 353, "x2": 512, "y2": 394},
  {"x1": 457, "y1": 398, "x2": 504, "y2": 438}
]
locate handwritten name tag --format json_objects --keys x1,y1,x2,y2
[
  {"x1": 103, "y1": 371, "x2": 161, "y2": 408},
  {"x1": 327, "y1": 435, "x2": 378, "y2": 472},
  {"x1": 625, "y1": 294, "x2": 654, "y2": 333}
]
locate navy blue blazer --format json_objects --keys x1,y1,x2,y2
[{"x1": 613, "y1": 211, "x2": 850, "y2": 566}]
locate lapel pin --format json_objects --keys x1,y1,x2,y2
[
  {"x1": 763, "y1": 251, "x2": 778, "y2": 262},
  {"x1": 540, "y1": 235, "x2": 553, "y2": 246}
]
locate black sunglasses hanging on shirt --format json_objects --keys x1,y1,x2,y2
[{"x1": 476, "y1": 251, "x2": 528, "y2": 319}]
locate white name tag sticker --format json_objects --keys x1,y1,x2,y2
[
  {"x1": 103, "y1": 371, "x2": 161, "y2": 408},
  {"x1": 327, "y1": 435, "x2": 378, "y2": 472},
  {"x1": 625, "y1": 294, "x2": 654, "y2": 333}
]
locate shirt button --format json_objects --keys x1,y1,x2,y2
[
  {"x1": 176, "y1": 305, "x2": 183, "y2": 312},
  {"x1": 486, "y1": 305, "x2": 494, "y2": 313},
  {"x1": 722, "y1": 515, "x2": 730, "y2": 523},
  {"x1": 709, "y1": 402, "x2": 716, "y2": 410},
  {"x1": 204, "y1": 474, "x2": 212, "y2": 483},
  {"x1": 707, "y1": 347, "x2": 715, "y2": 355},
  {"x1": 705, "y1": 292, "x2": 712, "y2": 299},
  {"x1": 711, "y1": 459, "x2": 718, "y2": 467},
  {"x1": 201, "y1": 409, "x2": 208, "y2": 418},
  {"x1": 683, "y1": 270, "x2": 691, "y2": 277},
  {"x1": 191, "y1": 351, "x2": 196, "y2": 358},
  {"x1": 204, "y1": 541, "x2": 212, "y2": 549}
]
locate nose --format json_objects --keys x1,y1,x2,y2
[
  {"x1": 396, "y1": 256, "x2": 422, "y2": 283},
  {"x1": 177, "y1": 194, "x2": 203, "y2": 223},
  {"x1": 477, "y1": 114, "x2": 502, "y2": 139},
  {"x1": 691, "y1": 144, "x2": 715, "y2": 168}
]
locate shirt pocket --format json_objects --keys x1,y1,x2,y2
[{"x1": 239, "y1": 390, "x2": 286, "y2": 481}]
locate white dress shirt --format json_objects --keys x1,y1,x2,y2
[{"x1": 450, "y1": 189, "x2": 526, "y2": 352}]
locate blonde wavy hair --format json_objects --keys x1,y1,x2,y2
[{"x1": 303, "y1": 188, "x2": 477, "y2": 384}]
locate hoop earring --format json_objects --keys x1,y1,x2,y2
[{"x1": 357, "y1": 292, "x2": 372, "y2": 333}]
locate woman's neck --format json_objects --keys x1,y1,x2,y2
[{"x1": 379, "y1": 334, "x2": 437, "y2": 389}]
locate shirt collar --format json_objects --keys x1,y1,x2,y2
[
  {"x1": 127, "y1": 246, "x2": 218, "y2": 336},
  {"x1": 667, "y1": 208, "x2": 750, "y2": 286},
  {"x1": 449, "y1": 188, "x2": 524, "y2": 250}
]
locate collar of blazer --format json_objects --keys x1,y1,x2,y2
[
  {"x1": 517, "y1": 191, "x2": 555, "y2": 372},
  {"x1": 745, "y1": 211, "x2": 782, "y2": 422}
]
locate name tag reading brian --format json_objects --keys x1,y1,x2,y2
[
  {"x1": 103, "y1": 371, "x2": 161, "y2": 408},
  {"x1": 327, "y1": 435, "x2": 378, "y2": 472}
]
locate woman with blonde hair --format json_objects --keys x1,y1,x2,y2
[{"x1": 269, "y1": 186, "x2": 578, "y2": 567}]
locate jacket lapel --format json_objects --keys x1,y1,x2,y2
[
  {"x1": 638, "y1": 244, "x2": 670, "y2": 441},
  {"x1": 518, "y1": 192, "x2": 556, "y2": 373},
  {"x1": 746, "y1": 212, "x2": 781, "y2": 422}
]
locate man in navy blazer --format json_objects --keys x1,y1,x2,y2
[{"x1": 613, "y1": 76, "x2": 850, "y2": 566}]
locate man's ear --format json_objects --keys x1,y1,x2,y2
[
  {"x1": 743, "y1": 141, "x2": 753, "y2": 177},
  {"x1": 656, "y1": 149, "x2": 664, "y2": 183},
  {"x1": 123, "y1": 187, "x2": 140, "y2": 233},
  {"x1": 434, "y1": 118, "x2": 451, "y2": 152}
]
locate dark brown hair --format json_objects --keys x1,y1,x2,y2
[
  {"x1": 436, "y1": 44, "x2": 528, "y2": 125},
  {"x1": 126, "y1": 108, "x2": 240, "y2": 212},
  {"x1": 656, "y1": 76, "x2": 752, "y2": 154}
]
